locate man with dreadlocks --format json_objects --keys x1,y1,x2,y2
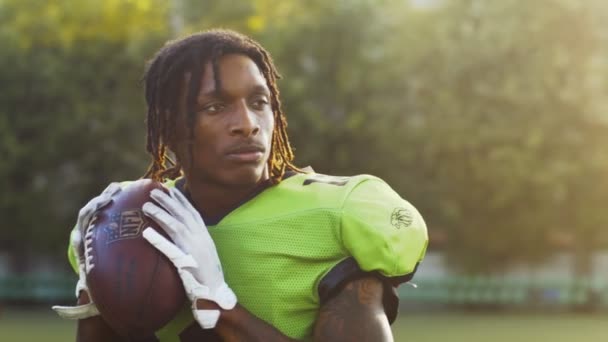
[{"x1": 53, "y1": 29, "x2": 428, "y2": 341}]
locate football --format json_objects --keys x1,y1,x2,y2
[{"x1": 85, "y1": 179, "x2": 186, "y2": 340}]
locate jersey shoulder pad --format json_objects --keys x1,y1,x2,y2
[
  {"x1": 277, "y1": 173, "x2": 377, "y2": 206},
  {"x1": 340, "y1": 177, "x2": 428, "y2": 278}
]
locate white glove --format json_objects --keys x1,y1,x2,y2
[
  {"x1": 52, "y1": 182, "x2": 122, "y2": 320},
  {"x1": 142, "y1": 187, "x2": 236, "y2": 329}
]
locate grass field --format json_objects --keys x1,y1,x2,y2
[{"x1": 2, "y1": 307, "x2": 608, "y2": 341}]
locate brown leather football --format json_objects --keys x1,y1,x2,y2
[{"x1": 84, "y1": 179, "x2": 186, "y2": 340}]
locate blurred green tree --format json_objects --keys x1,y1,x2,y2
[
  {"x1": 0, "y1": 0, "x2": 169, "y2": 271},
  {"x1": 382, "y1": 0, "x2": 608, "y2": 273}
]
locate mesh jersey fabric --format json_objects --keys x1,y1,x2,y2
[{"x1": 67, "y1": 173, "x2": 428, "y2": 341}]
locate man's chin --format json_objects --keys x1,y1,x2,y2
[{"x1": 221, "y1": 166, "x2": 268, "y2": 188}]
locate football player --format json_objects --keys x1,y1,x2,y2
[{"x1": 53, "y1": 29, "x2": 428, "y2": 341}]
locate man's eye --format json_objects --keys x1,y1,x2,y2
[
  {"x1": 252, "y1": 98, "x2": 269, "y2": 108},
  {"x1": 202, "y1": 103, "x2": 224, "y2": 113}
]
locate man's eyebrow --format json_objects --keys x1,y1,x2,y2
[
  {"x1": 251, "y1": 84, "x2": 270, "y2": 95},
  {"x1": 196, "y1": 88, "x2": 221, "y2": 101},
  {"x1": 196, "y1": 84, "x2": 270, "y2": 103}
]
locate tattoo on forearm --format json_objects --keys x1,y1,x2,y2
[
  {"x1": 313, "y1": 277, "x2": 393, "y2": 342},
  {"x1": 357, "y1": 277, "x2": 377, "y2": 306}
]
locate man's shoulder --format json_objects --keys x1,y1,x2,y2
[
  {"x1": 278, "y1": 172, "x2": 382, "y2": 191},
  {"x1": 271, "y1": 172, "x2": 384, "y2": 205},
  {"x1": 216, "y1": 173, "x2": 387, "y2": 223}
]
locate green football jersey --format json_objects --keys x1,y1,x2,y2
[{"x1": 68, "y1": 172, "x2": 428, "y2": 341}]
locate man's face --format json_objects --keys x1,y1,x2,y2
[{"x1": 173, "y1": 54, "x2": 274, "y2": 188}]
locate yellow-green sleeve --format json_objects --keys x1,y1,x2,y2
[
  {"x1": 341, "y1": 178, "x2": 428, "y2": 278},
  {"x1": 67, "y1": 227, "x2": 79, "y2": 274}
]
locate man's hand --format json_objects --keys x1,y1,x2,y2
[
  {"x1": 53, "y1": 182, "x2": 122, "y2": 319},
  {"x1": 142, "y1": 187, "x2": 237, "y2": 329}
]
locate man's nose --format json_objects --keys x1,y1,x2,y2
[{"x1": 230, "y1": 100, "x2": 260, "y2": 137}]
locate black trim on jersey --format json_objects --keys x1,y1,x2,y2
[
  {"x1": 302, "y1": 177, "x2": 349, "y2": 186},
  {"x1": 318, "y1": 257, "x2": 419, "y2": 324}
]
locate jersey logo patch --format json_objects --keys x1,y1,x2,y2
[
  {"x1": 104, "y1": 210, "x2": 145, "y2": 244},
  {"x1": 391, "y1": 207, "x2": 413, "y2": 229}
]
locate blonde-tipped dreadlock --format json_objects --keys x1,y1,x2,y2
[{"x1": 142, "y1": 29, "x2": 300, "y2": 183}]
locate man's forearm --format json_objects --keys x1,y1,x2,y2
[
  {"x1": 195, "y1": 277, "x2": 392, "y2": 342},
  {"x1": 76, "y1": 316, "x2": 124, "y2": 342},
  {"x1": 312, "y1": 277, "x2": 393, "y2": 342},
  {"x1": 74, "y1": 292, "x2": 124, "y2": 342},
  {"x1": 196, "y1": 301, "x2": 298, "y2": 342}
]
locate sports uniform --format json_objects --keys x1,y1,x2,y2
[{"x1": 67, "y1": 172, "x2": 428, "y2": 341}]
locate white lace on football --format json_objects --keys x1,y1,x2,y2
[
  {"x1": 53, "y1": 182, "x2": 122, "y2": 321},
  {"x1": 84, "y1": 217, "x2": 97, "y2": 273}
]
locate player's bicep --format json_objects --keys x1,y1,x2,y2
[{"x1": 313, "y1": 276, "x2": 394, "y2": 342}]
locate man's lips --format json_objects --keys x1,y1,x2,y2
[{"x1": 225, "y1": 144, "x2": 266, "y2": 163}]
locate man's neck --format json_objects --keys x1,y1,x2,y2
[{"x1": 183, "y1": 178, "x2": 269, "y2": 223}]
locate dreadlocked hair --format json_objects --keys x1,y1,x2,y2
[{"x1": 142, "y1": 29, "x2": 300, "y2": 183}]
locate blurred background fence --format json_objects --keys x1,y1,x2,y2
[{"x1": 2, "y1": 273, "x2": 608, "y2": 312}]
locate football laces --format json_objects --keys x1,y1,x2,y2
[{"x1": 84, "y1": 216, "x2": 97, "y2": 273}]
